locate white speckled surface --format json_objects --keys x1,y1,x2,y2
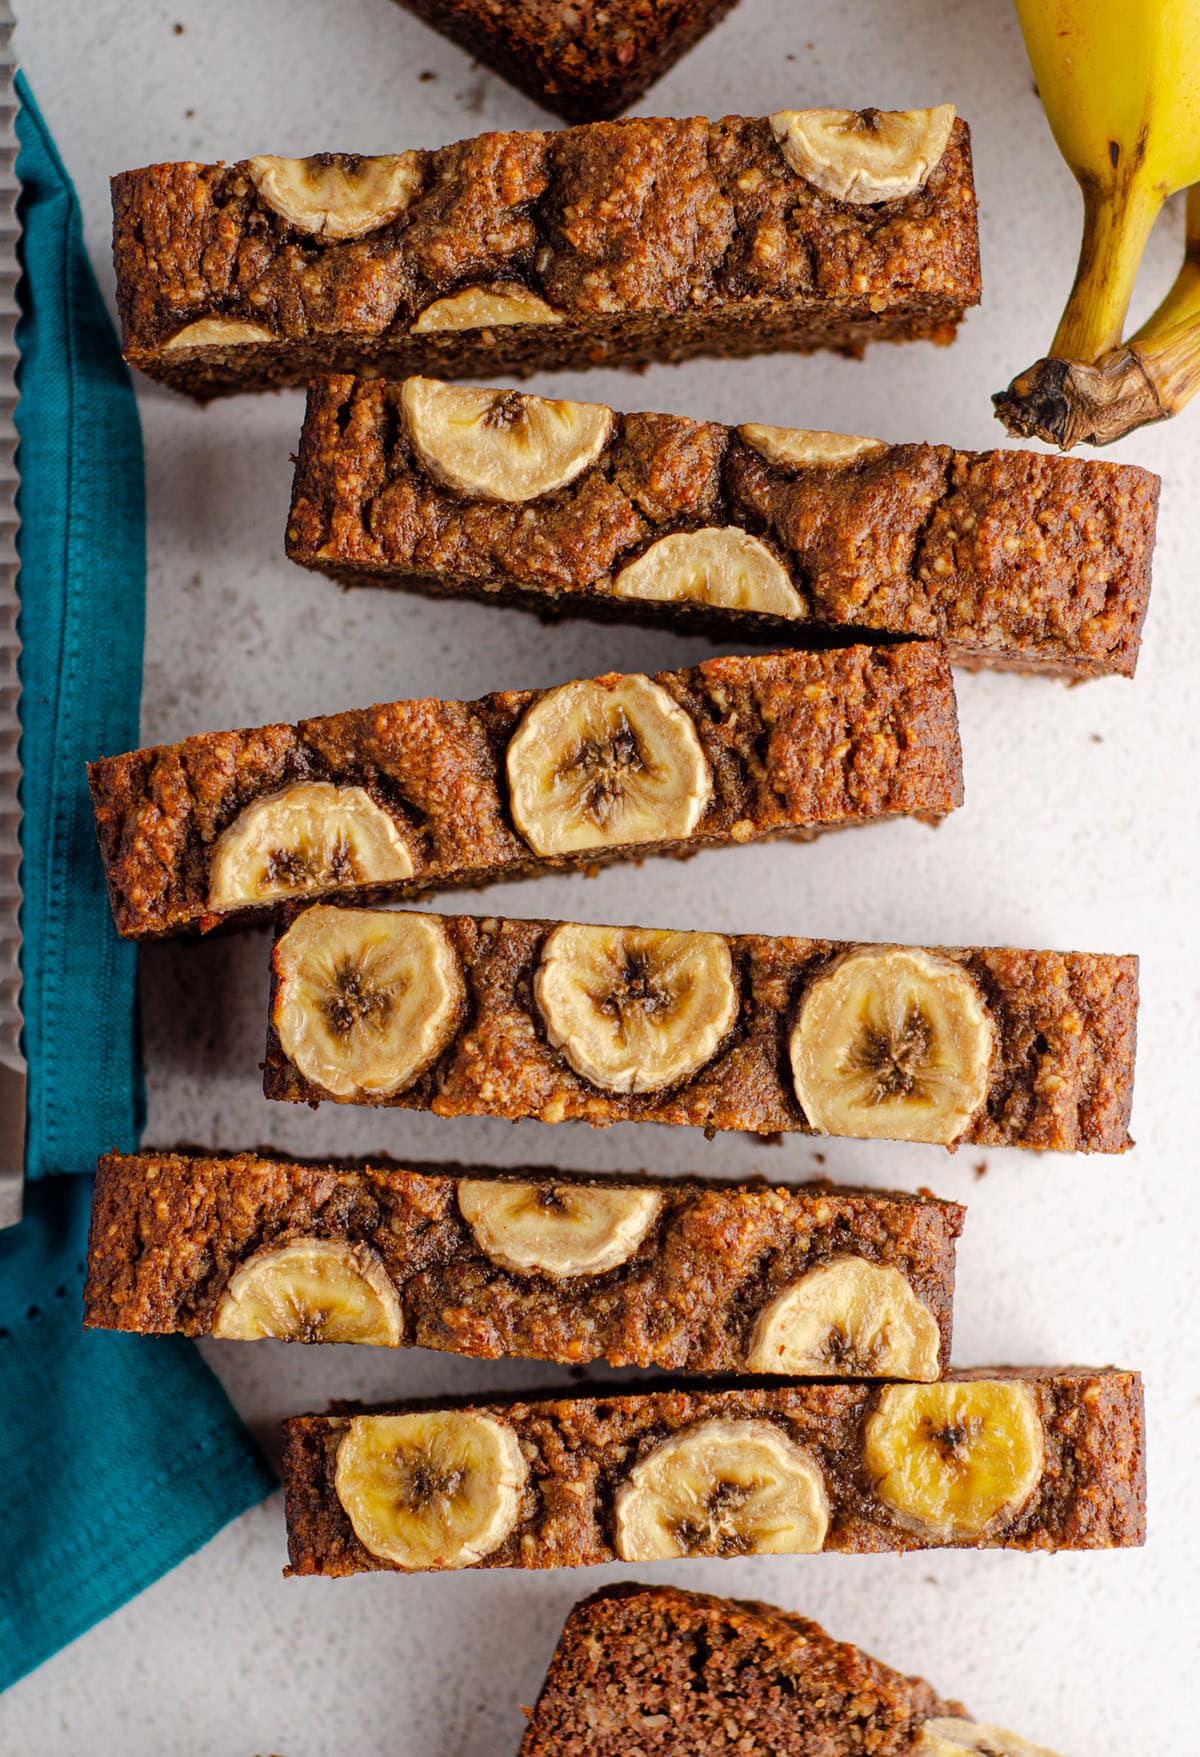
[{"x1": 4, "y1": 2, "x2": 1197, "y2": 1751}]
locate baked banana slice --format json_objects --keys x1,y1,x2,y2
[
  {"x1": 916, "y1": 1719, "x2": 1067, "y2": 1757},
  {"x1": 207, "y1": 782, "x2": 414, "y2": 913},
  {"x1": 412, "y1": 283, "x2": 564, "y2": 333},
  {"x1": 535, "y1": 922, "x2": 738, "y2": 1093},
  {"x1": 790, "y1": 946, "x2": 994, "y2": 1144},
  {"x1": 212, "y1": 1237, "x2": 402, "y2": 1345},
  {"x1": 864, "y1": 1381, "x2": 1045, "y2": 1540},
  {"x1": 746, "y1": 1256, "x2": 941, "y2": 1379},
  {"x1": 614, "y1": 1418, "x2": 829, "y2": 1561},
  {"x1": 163, "y1": 317, "x2": 276, "y2": 351},
  {"x1": 400, "y1": 378, "x2": 612, "y2": 501},
  {"x1": 248, "y1": 152, "x2": 422, "y2": 239},
  {"x1": 770, "y1": 105, "x2": 957, "y2": 203},
  {"x1": 272, "y1": 904, "x2": 464, "y2": 1099},
  {"x1": 507, "y1": 673, "x2": 712, "y2": 856},
  {"x1": 458, "y1": 1179, "x2": 661, "y2": 1277},
  {"x1": 611, "y1": 528, "x2": 805, "y2": 618},
  {"x1": 738, "y1": 424, "x2": 887, "y2": 469},
  {"x1": 335, "y1": 1411, "x2": 526, "y2": 1569}
]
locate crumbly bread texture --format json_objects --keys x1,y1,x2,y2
[
  {"x1": 289, "y1": 374, "x2": 1158, "y2": 678},
  {"x1": 88, "y1": 644, "x2": 963, "y2": 940},
  {"x1": 394, "y1": 0, "x2": 739, "y2": 121},
  {"x1": 518, "y1": 1584, "x2": 964, "y2": 1755},
  {"x1": 84, "y1": 1150, "x2": 961, "y2": 1376},
  {"x1": 111, "y1": 112, "x2": 980, "y2": 397},
  {"x1": 281, "y1": 1368, "x2": 1146, "y2": 1576},
  {"x1": 263, "y1": 908, "x2": 1138, "y2": 1154}
]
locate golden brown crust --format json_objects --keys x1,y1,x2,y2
[
  {"x1": 110, "y1": 115, "x2": 980, "y2": 396},
  {"x1": 83, "y1": 1150, "x2": 961, "y2": 1373},
  {"x1": 289, "y1": 376, "x2": 1158, "y2": 677},
  {"x1": 262, "y1": 911, "x2": 1138, "y2": 1153},
  {"x1": 281, "y1": 1368, "x2": 1147, "y2": 1574},
  {"x1": 87, "y1": 645, "x2": 963, "y2": 940},
  {"x1": 519, "y1": 1583, "x2": 964, "y2": 1754}
]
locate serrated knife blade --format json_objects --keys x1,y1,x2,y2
[{"x1": 0, "y1": 2, "x2": 23, "y2": 1229}]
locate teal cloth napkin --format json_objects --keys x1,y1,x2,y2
[{"x1": 0, "y1": 74, "x2": 274, "y2": 1694}]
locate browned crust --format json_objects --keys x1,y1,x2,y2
[
  {"x1": 288, "y1": 375, "x2": 1158, "y2": 678},
  {"x1": 518, "y1": 1583, "x2": 965, "y2": 1754},
  {"x1": 83, "y1": 1150, "x2": 962, "y2": 1375},
  {"x1": 87, "y1": 644, "x2": 963, "y2": 941},
  {"x1": 263, "y1": 911, "x2": 1138, "y2": 1154},
  {"x1": 394, "y1": 0, "x2": 740, "y2": 122},
  {"x1": 110, "y1": 115, "x2": 980, "y2": 396},
  {"x1": 281, "y1": 1368, "x2": 1147, "y2": 1574}
]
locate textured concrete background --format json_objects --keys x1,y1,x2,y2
[{"x1": 5, "y1": 1, "x2": 1197, "y2": 1751}]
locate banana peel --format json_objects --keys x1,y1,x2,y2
[{"x1": 996, "y1": 1, "x2": 1200, "y2": 449}]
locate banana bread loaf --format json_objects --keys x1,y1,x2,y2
[
  {"x1": 84, "y1": 1150, "x2": 962, "y2": 1377},
  {"x1": 281, "y1": 1368, "x2": 1146, "y2": 1575},
  {"x1": 288, "y1": 374, "x2": 1158, "y2": 678},
  {"x1": 393, "y1": 0, "x2": 739, "y2": 121},
  {"x1": 88, "y1": 644, "x2": 962, "y2": 940},
  {"x1": 111, "y1": 108, "x2": 980, "y2": 398},
  {"x1": 519, "y1": 1584, "x2": 974, "y2": 1756},
  {"x1": 262, "y1": 907, "x2": 1138, "y2": 1153}
]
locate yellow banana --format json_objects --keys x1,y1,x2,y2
[{"x1": 995, "y1": 0, "x2": 1200, "y2": 447}]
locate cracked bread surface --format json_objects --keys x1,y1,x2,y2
[
  {"x1": 281, "y1": 1369, "x2": 1147, "y2": 1575},
  {"x1": 111, "y1": 114, "x2": 980, "y2": 396},
  {"x1": 393, "y1": 0, "x2": 740, "y2": 122},
  {"x1": 517, "y1": 1584, "x2": 964, "y2": 1755},
  {"x1": 289, "y1": 374, "x2": 1158, "y2": 678},
  {"x1": 262, "y1": 909, "x2": 1138, "y2": 1154},
  {"x1": 83, "y1": 1150, "x2": 962, "y2": 1374},
  {"x1": 87, "y1": 644, "x2": 962, "y2": 940}
]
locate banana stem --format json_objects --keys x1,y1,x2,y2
[
  {"x1": 1052, "y1": 179, "x2": 1165, "y2": 362},
  {"x1": 996, "y1": 183, "x2": 1200, "y2": 448}
]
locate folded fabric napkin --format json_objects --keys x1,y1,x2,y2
[{"x1": 0, "y1": 73, "x2": 273, "y2": 1695}]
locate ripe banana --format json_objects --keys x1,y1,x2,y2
[{"x1": 995, "y1": 0, "x2": 1200, "y2": 447}]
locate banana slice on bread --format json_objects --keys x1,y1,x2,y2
[
  {"x1": 213, "y1": 1237, "x2": 402, "y2": 1345},
  {"x1": 458, "y1": 1180, "x2": 661, "y2": 1278},
  {"x1": 400, "y1": 379, "x2": 612, "y2": 501},
  {"x1": 208, "y1": 782, "x2": 413, "y2": 912},
  {"x1": 746, "y1": 1256, "x2": 941, "y2": 1379}
]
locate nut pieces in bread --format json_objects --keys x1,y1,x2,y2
[
  {"x1": 272, "y1": 905, "x2": 464, "y2": 1099},
  {"x1": 506, "y1": 674, "x2": 713, "y2": 857},
  {"x1": 534, "y1": 923, "x2": 738, "y2": 1093},
  {"x1": 457, "y1": 1180, "x2": 662, "y2": 1279},
  {"x1": 335, "y1": 1411, "x2": 526, "y2": 1569},
  {"x1": 212, "y1": 1237, "x2": 402, "y2": 1345},
  {"x1": 611, "y1": 528, "x2": 805, "y2": 618},
  {"x1": 770, "y1": 106, "x2": 957, "y2": 203},
  {"x1": 614, "y1": 1418, "x2": 830, "y2": 1561},
  {"x1": 789, "y1": 947, "x2": 994, "y2": 1144},
  {"x1": 400, "y1": 378, "x2": 613, "y2": 501},
  {"x1": 208, "y1": 782, "x2": 413, "y2": 913},
  {"x1": 745, "y1": 1256, "x2": 941, "y2": 1379},
  {"x1": 864, "y1": 1382, "x2": 1045, "y2": 1540}
]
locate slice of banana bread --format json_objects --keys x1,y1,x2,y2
[
  {"x1": 87, "y1": 643, "x2": 962, "y2": 940},
  {"x1": 518, "y1": 1585, "x2": 965, "y2": 1755},
  {"x1": 262, "y1": 908, "x2": 1138, "y2": 1154},
  {"x1": 394, "y1": 0, "x2": 739, "y2": 122},
  {"x1": 281, "y1": 1368, "x2": 1146, "y2": 1576},
  {"x1": 111, "y1": 109, "x2": 980, "y2": 398},
  {"x1": 518, "y1": 1584, "x2": 1071, "y2": 1757},
  {"x1": 289, "y1": 375, "x2": 1158, "y2": 678},
  {"x1": 84, "y1": 1150, "x2": 962, "y2": 1378}
]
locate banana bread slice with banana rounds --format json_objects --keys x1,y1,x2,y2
[
  {"x1": 393, "y1": 0, "x2": 739, "y2": 122},
  {"x1": 519, "y1": 1584, "x2": 1069, "y2": 1757},
  {"x1": 111, "y1": 108, "x2": 979, "y2": 398},
  {"x1": 88, "y1": 643, "x2": 962, "y2": 940},
  {"x1": 289, "y1": 375, "x2": 1158, "y2": 678},
  {"x1": 262, "y1": 907, "x2": 1138, "y2": 1153},
  {"x1": 281, "y1": 1368, "x2": 1146, "y2": 1575},
  {"x1": 84, "y1": 1150, "x2": 962, "y2": 1377}
]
